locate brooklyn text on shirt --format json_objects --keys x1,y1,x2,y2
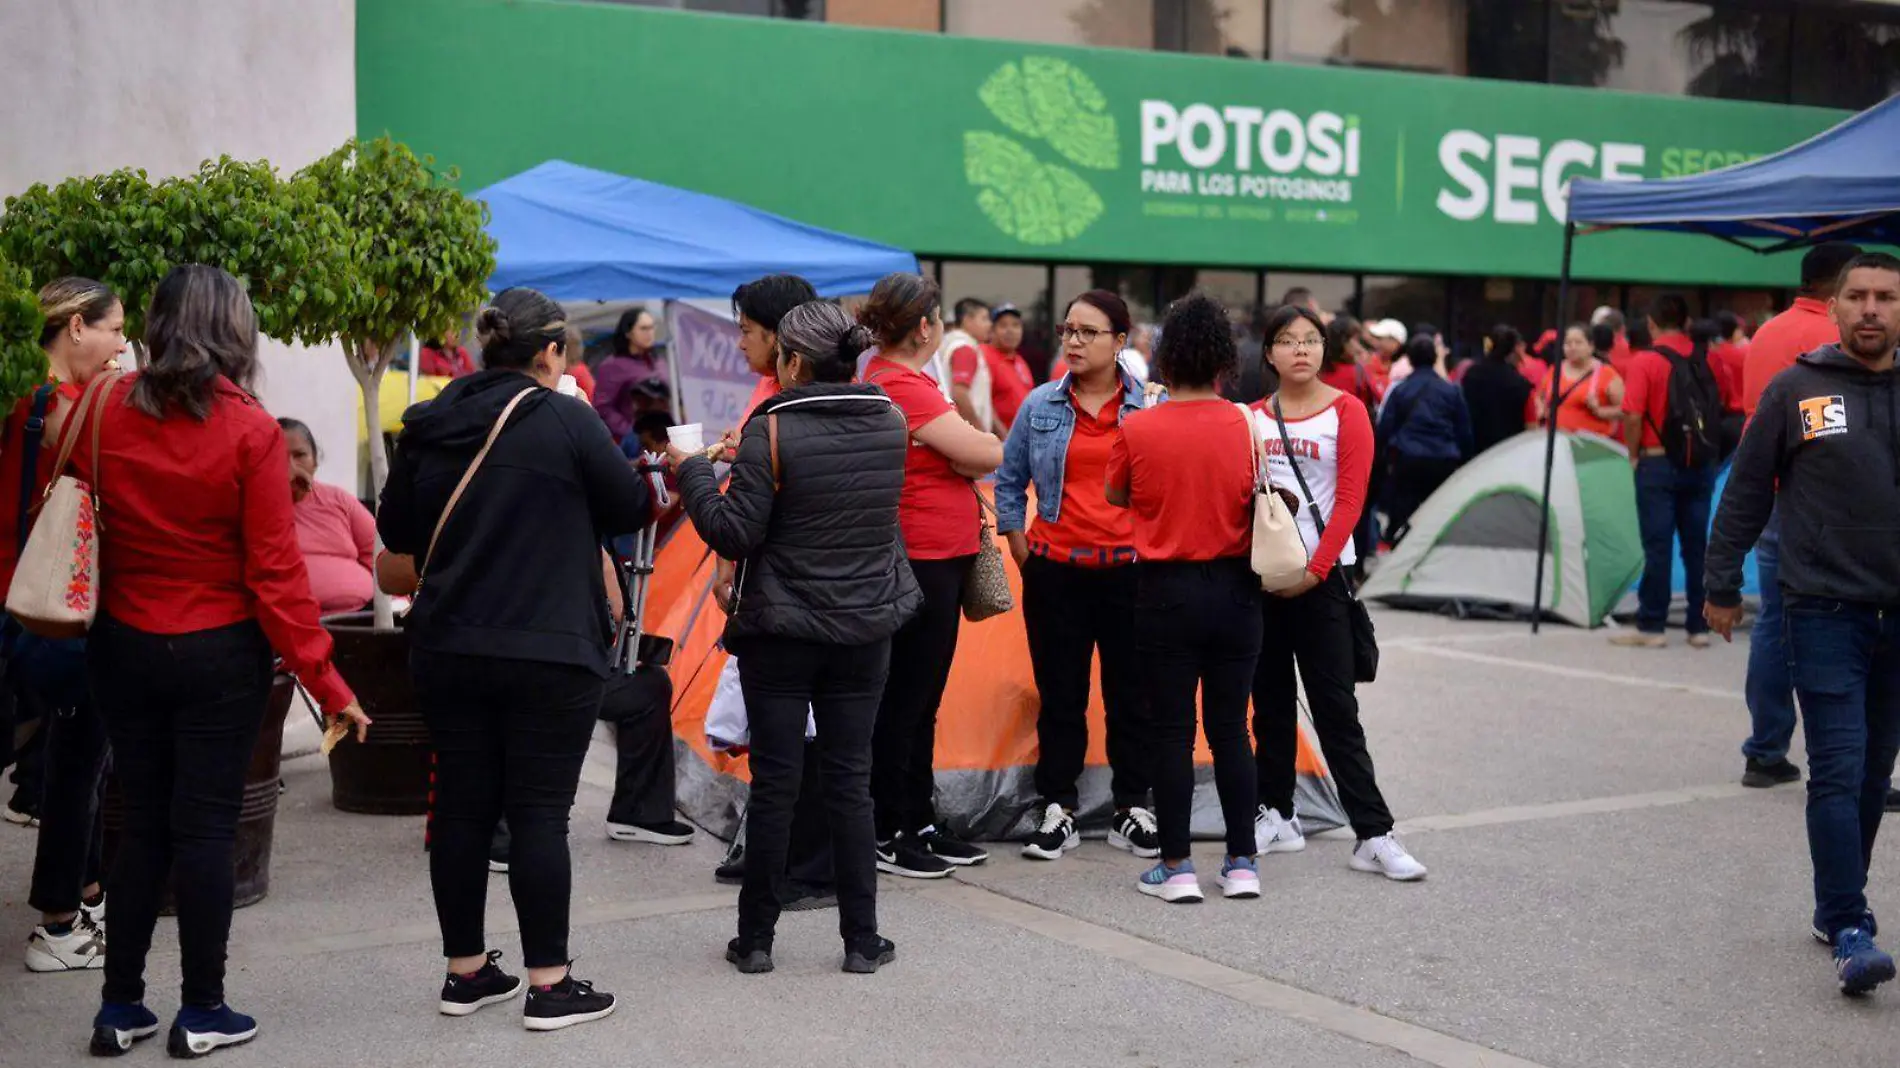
[
  {"x1": 1263, "y1": 435, "x2": 1324, "y2": 461},
  {"x1": 1798, "y1": 394, "x2": 1848, "y2": 441}
]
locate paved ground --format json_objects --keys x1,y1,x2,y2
[{"x1": 3, "y1": 608, "x2": 1898, "y2": 1067}]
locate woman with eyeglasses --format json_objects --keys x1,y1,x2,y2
[
  {"x1": 1249, "y1": 306, "x2": 1425, "y2": 882},
  {"x1": 996, "y1": 291, "x2": 1158, "y2": 864},
  {"x1": 1106, "y1": 294, "x2": 1262, "y2": 904},
  {"x1": 858, "y1": 273, "x2": 1003, "y2": 880}
]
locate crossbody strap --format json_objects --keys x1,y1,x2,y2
[
  {"x1": 37, "y1": 371, "x2": 121, "y2": 518},
  {"x1": 1270, "y1": 394, "x2": 1326, "y2": 537},
  {"x1": 419, "y1": 387, "x2": 536, "y2": 585},
  {"x1": 16, "y1": 385, "x2": 54, "y2": 551}
]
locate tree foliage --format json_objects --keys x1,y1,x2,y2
[{"x1": 0, "y1": 251, "x2": 49, "y2": 404}]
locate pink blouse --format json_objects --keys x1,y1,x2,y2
[{"x1": 293, "y1": 480, "x2": 377, "y2": 615}]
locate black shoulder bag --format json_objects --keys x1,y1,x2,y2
[{"x1": 1270, "y1": 394, "x2": 1379, "y2": 684}]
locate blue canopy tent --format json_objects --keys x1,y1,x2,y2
[
  {"x1": 1527, "y1": 96, "x2": 1900, "y2": 629},
  {"x1": 476, "y1": 160, "x2": 917, "y2": 300}
]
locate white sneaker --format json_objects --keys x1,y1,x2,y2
[
  {"x1": 1254, "y1": 805, "x2": 1306, "y2": 855},
  {"x1": 80, "y1": 895, "x2": 106, "y2": 931},
  {"x1": 2, "y1": 804, "x2": 38, "y2": 828},
  {"x1": 1349, "y1": 835, "x2": 1427, "y2": 881},
  {"x1": 25, "y1": 920, "x2": 106, "y2": 972}
]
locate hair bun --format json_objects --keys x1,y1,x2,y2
[
  {"x1": 836, "y1": 322, "x2": 873, "y2": 364},
  {"x1": 477, "y1": 306, "x2": 514, "y2": 345}
]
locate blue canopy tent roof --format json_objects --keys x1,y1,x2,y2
[
  {"x1": 476, "y1": 160, "x2": 917, "y2": 300},
  {"x1": 1567, "y1": 95, "x2": 1900, "y2": 251}
]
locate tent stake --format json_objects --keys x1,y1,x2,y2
[{"x1": 1531, "y1": 220, "x2": 1576, "y2": 634}]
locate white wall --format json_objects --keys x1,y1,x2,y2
[{"x1": 0, "y1": 0, "x2": 362, "y2": 492}]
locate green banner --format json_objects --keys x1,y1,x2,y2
[{"x1": 359, "y1": 0, "x2": 1847, "y2": 287}]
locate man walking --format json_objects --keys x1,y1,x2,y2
[
  {"x1": 1615, "y1": 293, "x2": 1722, "y2": 648},
  {"x1": 1735, "y1": 242, "x2": 1859, "y2": 789},
  {"x1": 1706, "y1": 252, "x2": 1900, "y2": 996}
]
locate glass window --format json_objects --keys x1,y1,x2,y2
[
  {"x1": 1447, "y1": 276, "x2": 1539, "y2": 360},
  {"x1": 828, "y1": 0, "x2": 937, "y2": 29},
  {"x1": 946, "y1": 0, "x2": 1155, "y2": 50},
  {"x1": 940, "y1": 260, "x2": 1054, "y2": 378},
  {"x1": 1550, "y1": 1, "x2": 1789, "y2": 102},
  {"x1": 1055, "y1": 264, "x2": 1159, "y2": 328},
  {"x1": 1269, "y1": 0, "x2": 1468, "y2": 74},
  {"x1": 1359, "y1": 276, "x2": 1447, "y2": 335},
  {"x1": 1265, "y1": 272, "x2": 1356, "y2": 319},
  {"x1": 1466, "y1": 0, "x2": 1547, "y2": 82},
  {"x1": 607, "y1": 0, "x2": 823, "y2": 15},
  {"x1": 1793, "y1": 9, "x2": 1900, "y2": 109},
  {"x1": 1187, "y1": 0, "x2": 1267, "y2": 58},
  {"x1": 1157, "y1": 267, "x2": 1260, "y2": 320}
]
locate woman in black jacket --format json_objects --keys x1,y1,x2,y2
[
  {"x1": 670, "y1": 300, "x2": 921, "y2": 977},
  {"x1": 378, "y1": 287, "x2": 652, "y2": 1032},
  {"x1": 1460, "y1": 324, "x2": 1535, "y2": 455}
]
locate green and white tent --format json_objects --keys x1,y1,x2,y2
[{"x1": 1361, "y1": 430, "x2": 1643, "y2": 629}]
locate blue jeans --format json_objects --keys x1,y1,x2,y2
[
  {"x1": 1634, "y1": 457, "x2": 1716, "y2": 635},
  {"x1": 1742, "y1": 510, "x2": 1798, "y2": 762},
  {"x1": 1785, "y1": 599, "x2": 1900, "y2": 939}
]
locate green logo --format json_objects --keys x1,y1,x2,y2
[{"x1": 964, "y1": 57, "x2": 1119, "y2": 246}]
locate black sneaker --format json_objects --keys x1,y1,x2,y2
[
  {"x1": 876, "y1": 836, "x2": 952, "y2": 879},
  {"x1": 1022, "y1": 803, "x2": 1079, "y2": 861},
  {"x1": 606, "y1": 819, "x2": 696, "y2": 845},
  {"x1": 1888, "y1": 787, "x2": 1900, "y2": 813},
  {"x1": 842, "y1": 935, "x2": 896, "y2": 974},
  {"x1": 777, "y1": 881, "x2": 838, "y2": 911},
  {"x1": 715, "y1": 843, "x2": 745, "y2": 885},
  {"x1": 916, "y1": 825, "x2": 988, "y2": 866},
  {"x1": 439, "y1": 950, "x2": 524, "y2": 1017},
  {"x1": 1742, "y1": 757, "x2": 1802, "y2": 789},
  {"x1": 166, "y1": 1004, "x2": 256, "y2": 1058},
  {"x1": 1109, "y1": 806, "x2": 1162, "y2": 859},
  {"x1": 89, "y1": 1001, "x2": 159, "y2": 1057},
  {"x1": 725, "y1": 937, "x2": 774, "y2": 974},
  {"x1": 522, "y1": 970, "x2": 616, "y2": 1032}
]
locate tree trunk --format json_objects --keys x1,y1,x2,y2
[{"x1": 347, "y1": 338, "x2": 397, "y2": 632}]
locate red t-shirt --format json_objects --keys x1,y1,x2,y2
[
  {"x1": 744, "y1": 374, "x2": 780, "y2": 420},
  {"x1": 69, "y1": 376, "x2": 355, "y2": 714},
  {"x1": 1622, "y1": 331, "x2": 1694, "y2": 451},
  {"x1": 947, "y1": 343, "x2": 984, "y2": 387},
  {"x1": 1605, "y1": 334, "x2": 1635, "y2": 376},
  {"x1": 1709, "y1": 341, "x2": 1748, "y2": 413},
  {"x1": 1743, "y1": 297, "x2": 1838, "y2": 418},
  {"x1": 864, "y1": 356, "x2": 979, "y2": 560},
  {"x1": 1318, "y1": 362, "x2": 1381, "y2": 407},
  {"x1": 986, "y1": 347, "x2": 1035, "y2": 430},
  {"x1": 1107, "y1": 399, "x2": 1254, "y2": 562},
  {"x1": 1028, "y1": 393, "x2": 1134, "y2": 568}
]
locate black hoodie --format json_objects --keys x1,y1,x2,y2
[
  {"x1": 1706, "y1": 344, "x2": 1900, "y2": 608},
  {"x1": 378, "y1": 369, "x2": 653, "y2": 673}
]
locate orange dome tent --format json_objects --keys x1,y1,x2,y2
[{"x1": 647, "y1": 490, "x2": 1347, "y2": 841}]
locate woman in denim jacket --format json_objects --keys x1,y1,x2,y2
[{"x1": 995, "y1": 290, "x2": 1159, "y2": 864}]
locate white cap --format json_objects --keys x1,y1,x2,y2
[
  {"x1": 1368, "y1": 319, "x2": 1407, "y2": 342},
  {"x1": 1590, "y1": 305, "x2": 1615, "y2": 325}
]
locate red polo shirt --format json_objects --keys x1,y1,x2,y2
[
  {"x1": 985, "y1": 346, "x2": 1035, "y2": 430},
  {"x1": 1622, "y1": 331, "x2": 1694, "y2": 451},
  {"x1": 1743, "y1": 297, "x2": 1838, "y2": 418}
]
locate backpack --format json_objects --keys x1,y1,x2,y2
[{"x1": 1647, "y1": 345, "x2": 1725, "y2": 468}]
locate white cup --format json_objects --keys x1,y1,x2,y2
[
  {"x1": 555, "y1": 374, "x2": 580, "y2": 397},
  {"x1": 667, "y1": 423, "x2": 704, "y2": 452}
]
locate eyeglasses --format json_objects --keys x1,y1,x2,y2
[
  {"x1": 1273, "y1": 336, "x2": 1325, "y2": 353},
  {"x1": 1058, "y1": 324, "x2": 1111, "y2": 345}
]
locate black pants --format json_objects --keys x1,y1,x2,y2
[
  {"x1": 1254, "y1": 575, "x2": 1395, "y2": 840},
  {"x1": 872, "y1": 555, "x2": 972, "y2": 841},
  {"x1": 8, "y1": 710, "x2": 43, "y2": 811},
  {"x1": 1135, "y1": 559, "x2": 1261, "y2": 860},
  {"x1": 414, "y1": 651, "x2": 602, "y2": 969},
  {"x1": 601, "y1": 668, "x2": 678, "y2": 828},
  {"x1": 90, "y1": 617, "x2": 273, "y2": 1008},
  {"x1": 729, "y1": 635, "x2": 886, "y2": 946},
  {"x1": 26, "y1": 685, "x2": 107, "y2": 915},
  {"x1": 1385, "y1": 454, "x2": 1462, "y2": 542},
  {"x1": 1023, "y1": 555, "x2": 1149, "y2": 811},
  {"x1": 786, "y1": 742, "x2": 834, "y2": 888}
]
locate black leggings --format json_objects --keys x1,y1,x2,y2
[
  {"x1": 90, "y1": 617, "x2": 273, "y2": 1009},
  {"x1": 1253, "y1": 575, "x2": 1395, "y2": 840},
  {"x1": 1134, "y1": 559, "x2": 1261, "y2": 860},
  {"x1": 414, "y1": 651, "x2": 602, "y2": 969},
  {"x1": 871, "y1": 555, "x2": 973, "y2": 842},
  {"x1": 1023, "y1": 556, "x2": 1148, "y2": 811},
  {"x1": 26, "y1": 690, "x2": 107, "y2": 915}
]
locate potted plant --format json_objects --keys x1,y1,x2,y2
[{"x1": 294, "y1": 138, "x2": 496, "y2": 814}]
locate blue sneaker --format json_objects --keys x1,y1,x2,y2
[
  {"x1": 166, "y1": 1005, "x2": 257, "y2": 1058},
  {"x1": 88, "y1": 1002, "x2": 159, "y2": 1057},
  {"x1": 1833, "y1": 928, "x2": 1898, "y2": 996},
  {"x1": 1218, "y1": 855, "x2": 1261, "y2": 899},
  {"x1": 1136, "y1": 859, "x2": 1203, "y2": 903},
  {"x1": 1813, "y1": 909, "x2": 1878, "y2": 946}
]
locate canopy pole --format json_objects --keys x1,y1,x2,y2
[{"x1": 1531, "y1": 220, "x2": 1576, "y2": 634}]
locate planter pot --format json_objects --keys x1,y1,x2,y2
[
  {"x1": 101, "y1": 672, "x2": 293, "y2": 914},
  {"x1": 323, "y1": 612, "x2": 430, "y2": 815}
]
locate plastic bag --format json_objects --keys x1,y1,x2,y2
[{"x1": 704, "y1": 655, "x2": 815, "y2": 754}]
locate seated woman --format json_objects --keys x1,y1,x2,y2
[
  {"x1": 279, "y1": 418, "x2": 376, "y2": 615},
  {"x1": 669, "y1": 300, "x2": 920, "y2": 976}
]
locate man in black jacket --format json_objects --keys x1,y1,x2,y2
[{"x1": 1705, "y1": 252, "x2": 1900, "y2": 997}]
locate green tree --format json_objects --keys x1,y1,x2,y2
[
  {"x1": 0, "y1": 251, "x2": 49, "y2": 404},
  {"x1": 0, "y1": 169, "x2": 163, "y2": 342},
  {"x1": 295, "y1": 137, "x2": 496, "y2": 628}
]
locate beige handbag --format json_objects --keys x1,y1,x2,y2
[
  {"x1": 962, "y1": 485, "x2": 1014, "y2": 622},
  {"x1": 7, "y1": 371, "x2": 122, "y2": 638},
  {"x1": 1238, "y1": 402, "x2": 1310, "y2": 591}
]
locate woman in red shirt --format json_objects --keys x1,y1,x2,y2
[
  {"x1": 1532, "y1": 323, "x2": 1625, "y2": 439},
  {"x1": 996, "y1": 290, "x2": 1157, "y2": 864},
  {"x1": 74, "y1": 265, "x2": 365, "y2": 1057},
  {"x1": 1250, "y1": 306, "x2": 1425, "y2": 882},
  {"x1": 858, "y1": 273, "x2": 1002, "y2": 879},
  {"x1": 1106, "y1": 294, "x2": 1261, "y2": 904}
]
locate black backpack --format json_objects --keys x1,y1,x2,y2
[{"x1": 1648, "y1": 345, "x2": 1725, "y2": 468}]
